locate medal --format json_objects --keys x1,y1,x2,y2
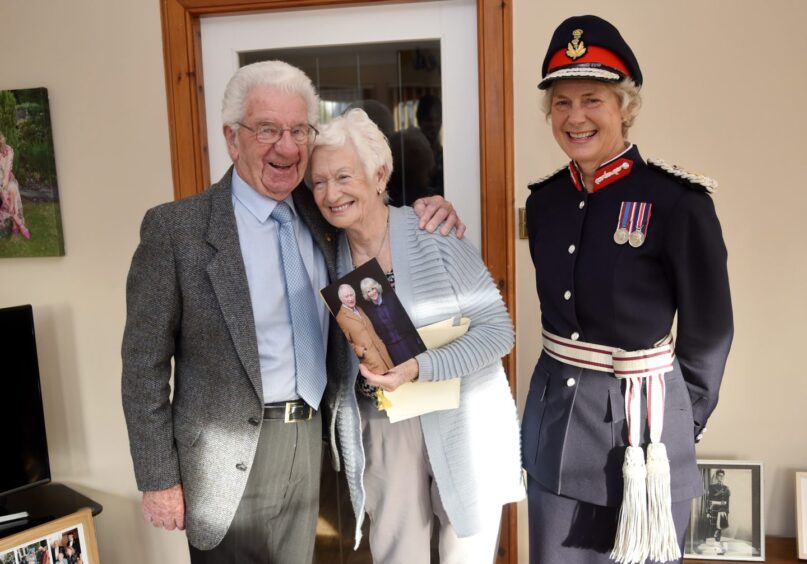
[
  {"x1": 615, "y1": 201, "x2": 653, "y2": 247},
  {"x1": 613, "y1": 201, "x2": 633, "y2": 245},
  {"x1": 629, "y1": 230, "x2": 645, "y2": 247},
  {"x1": 628, "y1": 202, "x2": 652, "y2": 248}
]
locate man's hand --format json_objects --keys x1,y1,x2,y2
[
  {"x1": 359, "y1": 359, "x2": 419, "y2": 392},
  {"x1": 412, "y1": 196, "x2": 466, "y2": 239},
  {"x1": 142, "y1": 484, "x2": 186, "y2": 531}
]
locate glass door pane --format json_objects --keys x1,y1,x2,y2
[{"x1": 241, "y1": 41, "x2": 444, "y2": 207}]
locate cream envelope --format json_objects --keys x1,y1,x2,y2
[{"x1": 382, "y1": 317, "x2": 470, "y2": 423}]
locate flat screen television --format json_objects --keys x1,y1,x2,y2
[{"x1": 0, "y1": 304, "x2": 51, "y2": 509}]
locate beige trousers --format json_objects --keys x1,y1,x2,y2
[{"x1": 360, "y1": 399, "x2": 502, "y2": 564}]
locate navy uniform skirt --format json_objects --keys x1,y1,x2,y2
[{"x1": 527, "y1": 475, "x2": 692, "y2": 564}]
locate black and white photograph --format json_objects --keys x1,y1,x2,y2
[
  {"x1": 685, "y1": 461, "x2": 764, "y2": 561},
  {"x1": 796, "y1": 471, "x2": 807, "y2": 560},
  {"x1": 0, "y1": 549, "x2": 15, "y2": 564}
]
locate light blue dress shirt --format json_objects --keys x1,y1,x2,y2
[{"x1": 231, "y1": 170, "x2": 329, "y2": 404}]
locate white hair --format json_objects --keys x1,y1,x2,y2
[
  {"x1": 359, "y1": 277, "x2": 383, "y2": 301},
  {"x1": 221, "y1": 61, "x2": 320, "y2": 130},
  {"x1": 338, "y1": 284, "x2": 355, "y2": 301},
  {"x1": 542, "y1": 78, "x2": 642, "y2": 138},
  {"x1": 309, "y1": 108, "x2": 393, "y2": 189}
]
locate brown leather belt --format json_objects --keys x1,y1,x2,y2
[{"x1": 263, "y1": 400, "x2": 315, "y2": 423}]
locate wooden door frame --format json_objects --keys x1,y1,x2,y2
[{"x1": 159, "y1": 0, "x2": 516, "y2": 561}]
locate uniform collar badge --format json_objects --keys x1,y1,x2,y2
[
  {"x1": 568, "y1": 161, "x2": 584, "y2": 192},
  {"x1": 566, "y1": 28, "x2": 587, "y2": 60},
  {"x1": 595, "y1": 158, "x2": 634, "y2": 191},
  {"x1": 567, "y1": 157, "x2": 634, "y2": 193}
]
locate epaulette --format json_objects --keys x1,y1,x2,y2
[
  {"x1": 528, "y1": 164, "x2": 567, "y2": 191},
  {"x1": 647, "y1": 158, "x2": 718, "y2": 194}
]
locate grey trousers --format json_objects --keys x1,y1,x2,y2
[
  {"x1": 527, "y1": 475, "x2": 691, "y2": 564},
  {"x1": 189, "y1": 411, "x2": 322, "y2": 564},
  {"x1": 360, "y1": 399, "x2": 501, "y2": 564}
]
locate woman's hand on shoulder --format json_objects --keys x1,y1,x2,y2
[
  {"x1": 412, "y1": 195, "x2": 466, "y2": 238},
  {"x1": 359, "y1": 359, "x2": 419, "y2": 392}
]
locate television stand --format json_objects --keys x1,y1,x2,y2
[{"x1": 0, "y1": 483, "x2": 102, "y2": 539}]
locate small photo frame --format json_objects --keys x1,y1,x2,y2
[
  {"x1": 796, "y1": 471, "x2": 807, "y2": 560},
  {"x1": 685, "y1": 460, "x2": 764, "y2": 561},
  {"x1": 0, "y1": 508, "x2": 99, "y2": 563}
]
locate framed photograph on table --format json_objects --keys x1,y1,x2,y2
[
  {"x1": 0, "y1": 507, "x2": 99, "y2": 563},
  {"x1": 684, "y1": 460, "x2": 764, "y2": 561},
  {"x1": 797, "y1": 471, "x2": 807, "y2": 560}
]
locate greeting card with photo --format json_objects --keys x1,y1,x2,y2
[
  {"x1": 320, "y1": 258, "x2": 425, "y2": 375},
  {"x1": 321, "y1": 258, "x2": 464, "y2": 422}
]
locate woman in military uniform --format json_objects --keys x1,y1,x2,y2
[{"x1": 521, "y1": 15, "x2": 733, "y2": 564}]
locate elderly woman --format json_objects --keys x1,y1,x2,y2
[
  {"x1": 0, "y1": 131, "x2": 30, "y2": 239},
  {"x1": 359, "y1": 276, "x2": 424, "y2": 365},
  {"x1": 309, "y1": 108, "x2": 524, "y2": 563},
  {"x1": 334, "y1": 283, "x2": 394, "y2": 374},
  {"x1": 521, "y1": 15, "x2": 733, "y2": 564}
]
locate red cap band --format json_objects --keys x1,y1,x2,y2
[{"x1": 546, "y1": 45, "x2": 631, "y2": 78}]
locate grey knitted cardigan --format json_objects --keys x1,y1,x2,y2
[{"x1": 332, "y1": 205, "x2": 525, "y2": 548}]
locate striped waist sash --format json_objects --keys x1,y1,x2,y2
[{"x1": 541, "y1": 330, "x2": 674, "y2": 379}]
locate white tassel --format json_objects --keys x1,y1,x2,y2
[
  {"x1": 611, "y1": 445, "x2": 649, "y2": 564},
  {"x1": 646, "y1": 442, "x2": 681, "y2": 563}
]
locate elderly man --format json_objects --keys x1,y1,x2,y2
[
  {"x1": 334, "y1": 284, "x2": 393, "y2": 374},
  {"x1": 122, "y1": 60, "x2": 463, "y2": 563}
]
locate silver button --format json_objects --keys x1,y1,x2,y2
[
  {"x1": 568, "y1": 244, "x2": 576, "y2": 254},
  {"x1": 563, "y1": 290, "x2": 572, "y2": 300},
  {"x1": 571, "y1": 332, "x2": 580, "y2": 341},
  {"x1": 579, "y1": 201, "x2": 585, "y2": 209},
  {"x1": 566, "y1": 377, "x2": 576, "y2": 387}
]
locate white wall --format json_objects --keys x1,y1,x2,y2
[
  {"x1": 514, "y1": 1, "x2": 807, "y2": 560},
  {"x1": 1, "y1": 1, "x2": 806, "y2": 562}
]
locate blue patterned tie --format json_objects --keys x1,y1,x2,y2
[{"x1": 270, "y1": 201, "x2": 327, "y2": 409}]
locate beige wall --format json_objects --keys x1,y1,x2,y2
[
  {"x1": 0, "y1": 0, "x2": 189, "y2": 561},
  {"x1": 1, "y1": 0, "x2": 805, "y2": 562},
  {"x1": 514, "y1": 0, "x2": 807, "y2": 559}
]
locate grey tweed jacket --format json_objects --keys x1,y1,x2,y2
[{"x1": 121, "y1": 170, "x2": 349, "y2": 550}]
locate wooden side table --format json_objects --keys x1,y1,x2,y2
[{"x1": 685, "y1": 536, "x2": 800, "y2": 563}]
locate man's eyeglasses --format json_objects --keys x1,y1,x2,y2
[{"x1": 237, "y1": 122, "x2": 318, "y2": 145}]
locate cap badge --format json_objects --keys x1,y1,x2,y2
[{"x1": 566, "y1": 29, "x2": 587, "y2": 60}]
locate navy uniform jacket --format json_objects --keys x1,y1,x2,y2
[{"x1": 521, "y1": 145, "x2": 733, "y2": 507}]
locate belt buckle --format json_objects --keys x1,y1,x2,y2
[{"x1": 284, "y1": 401, "x2": 313, "y2": 423}]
